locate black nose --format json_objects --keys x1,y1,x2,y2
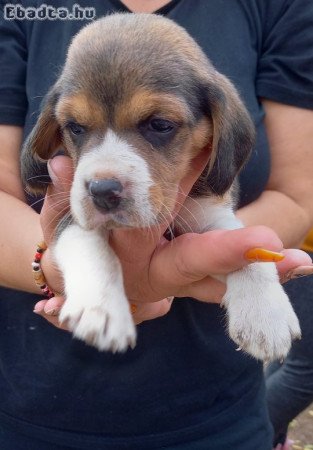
[{"x1": 88, "y1": 179, "x2": 123, "y2": 211}]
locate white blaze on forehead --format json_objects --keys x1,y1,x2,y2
[
  {"x1": 79, "y1": 129, "x2": 152, "y2": 180},
  {"x1": 71, "y1": 129, "x2": 155, "y2": 228}
]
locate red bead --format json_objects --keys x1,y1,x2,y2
[{"x1": 35, "y1": 252, "x2": 42, "y2": 260}]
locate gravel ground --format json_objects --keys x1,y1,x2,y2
[{"x1": 288, "y1": 405, "x2": 313, "y2": 450}]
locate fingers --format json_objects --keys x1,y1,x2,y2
[
  {"x1": 132, "y1": 297, "x2": 174, "y2": 324},
  {"x1": 33, "y1": 296, "x2": 68, "y2": 330},
  {"x1": 40, "y1": 156, "x2": 74, "y2": 244},
  {"x1": 278, "y1": 249, "x2": 313, "y2": 283},
  {"x1": 149, "y1": 226, "x2": 284, "y2": 298},
  {"x1": 32, "y1": 247, "x2": 313, "y2": 331},
  {"x1": 176, "y1": 277, "x2": 226, "y2": 303},
  {"x1": 33, "y1": 296, "x2": 173, "y2": 331},
  {"x1": 39, "y1": 156, "x2": 73, "y2": 293},
  {"x1": 178, "y1": 247, "x2": 313, "y2": 300},
  {"x1": 172, "y1": 149, "x2": 210, "y2": 217},
  {"x1": 278, "y1": 248, "x2": 312, "y2": 271}
]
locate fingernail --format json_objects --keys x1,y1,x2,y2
[
  {"x1": 44, "y1": 307, "x2": 62, "y2": 316},
  {"x1": 33, "y1": 300, "x2": 45, "y2": 314},
  {"x1": 284, "y1": 265, "x2": 313, "y2": 281},
  {"x1": 167, "y1": 296, "x2": 174, "y2": 304},
  {"x1": 244, "y1": 248, "x2": 285, "y2": 263}
]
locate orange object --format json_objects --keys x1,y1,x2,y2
[
  {"x1": 301, "y1": 228, "x2": 313, "y2": 253},
  {"x1": 244, "y1": 248, "x2": 285, "y2": 262},
  {"x1": 130, "y1": 304, "x2": 137, "y2": 314}
]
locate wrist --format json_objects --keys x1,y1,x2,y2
[{"x1": 40, "y1": 247, "x2": 63, "y2": 295}]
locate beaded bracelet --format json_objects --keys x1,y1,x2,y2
[{"x1": 32, "y1": 242, "x2": 55, "y2": 299}]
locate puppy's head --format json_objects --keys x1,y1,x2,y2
[{"x1": 22, "y1": 13, "x2": 254, "y2": 229}]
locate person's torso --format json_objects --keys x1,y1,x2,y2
[{"x1": 0, "y1": 1, "x2": 274, "y2": 447}]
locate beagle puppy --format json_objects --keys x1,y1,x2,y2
[{"x1": 22, "y1": 13, "x2": 300, "y2": 360}]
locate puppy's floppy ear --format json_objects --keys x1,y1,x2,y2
[
  {"x1": 204, "y1": 72, "x2": 255, "y2": 195},
  {"x1": 21, "y1": 84, "x2": 62, "y2": 195}
]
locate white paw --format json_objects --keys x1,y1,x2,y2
[
  {"x1": 224, "y1": 265, "x2": 301, "y2": 361},
  {"x1": 59, "y1": 295, "x2": 136, "y2": 353}
]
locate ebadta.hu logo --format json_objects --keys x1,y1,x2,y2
[{"x1": 3, "y1": 3, "x2": 96, "y2": 20}]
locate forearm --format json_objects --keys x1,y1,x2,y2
[
  {"x1": 0, "y1": 190, "x2": 43, "y2": 293},
  {"x1": 244, "y1": 100, "x2": 313, "y2": 248},
  {"x1": 237, "y1": 189, "x2": 312, "y2": 248}
]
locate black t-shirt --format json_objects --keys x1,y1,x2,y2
[{"x1": 0, "y1": 1, "x2": 312, "y2": 448}]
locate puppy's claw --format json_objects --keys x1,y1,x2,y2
[
  {"x1": 59, "y1": 300, "x2": 137, "y2": 353},
  {"x1": 128, "y1": 336, "x2": 137, "y2": 349}
]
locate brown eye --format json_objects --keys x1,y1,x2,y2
[
  {"x1": 149, "y1": 118, "x2": 175, "y2": 133},
  {"x1": 138, "y1": 116, "x2": 178, "y2": 148},
  {"x1": 67, "y1": 121, "x2": 86, "y2": 136}
]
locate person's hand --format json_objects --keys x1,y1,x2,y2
[
  {"x1": 35, "y1": 152, "x2": 209, "y2": 327},
  {"x1": 34, "y1": 155, "x2": 313, "y2": 329}
]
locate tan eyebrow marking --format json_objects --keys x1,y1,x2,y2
[
  {"x1": 55, "y1": 93, "x2": 106, "y2": 129},
  {"x1": 115, "y1": 89, "x2": 191, "y2": 130}
]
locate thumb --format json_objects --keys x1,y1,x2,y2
[
  {"x1": 172, "y1": 148, "x2": 210, "y2": 218},
  {"x1": 40, "y1": 155, "x2": 74, "y2": 244}
]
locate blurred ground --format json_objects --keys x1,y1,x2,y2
[{"x1": 288, "y1": 405, "x2": 313, "y2": 449}]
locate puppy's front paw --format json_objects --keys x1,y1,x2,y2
[
  {"x1": 59, "y1": 295, "x2": 136, "y2": 353},
  {"x1": 224, "y1": 266, "x2": 301, "y2": 361}
]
